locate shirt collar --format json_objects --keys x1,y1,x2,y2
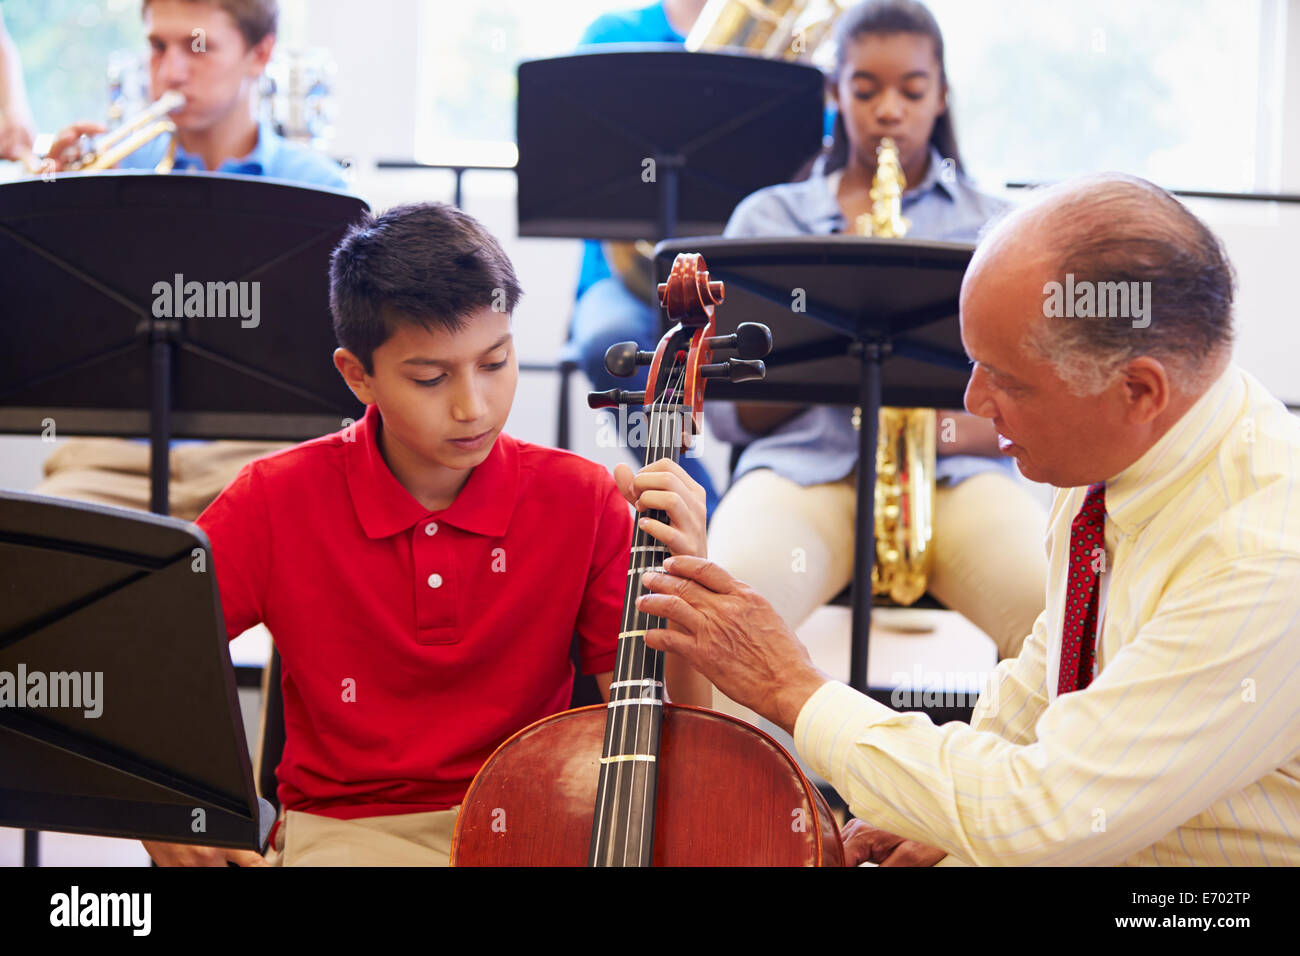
[
  {"x1": 805, "y1": 156, "x2": 850, "y2": 232},
  {"x1": 243, "y1": 119, "x2": 281, "y2": 172},
  {"x1": 171, "y1": 119, "x2": 279, "y2": 175},
  {"x1": 816, "y1": 144, "x2": 957, "y2": 232},
  {"x1": 907, "y1": 144, "x2": 959, "y2": 202},
  {"x1": 1102, "y1": 363, "x2": 1245, "y2": 536},
  {"x1": 346, "y1": 402, "x2": 519, "y2": 539}
]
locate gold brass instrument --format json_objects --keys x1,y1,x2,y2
[
  {"x1": 856, "y1": 135, "x2": 910, "y2": 238},
  {"x1": 61, "y1": 90, "x2": 185, "y2": 173},
  {"x1": 603, "y1": 238, "x2": 659, "y2": 303},
  {"x1": 604, "y1": 0, "x2": 849, "y2": 299},
  {"x1": 852, "y1": 137, "x2": 936, "y2": 606},
  {"x1": 685, "y1": 0, "x2": 847, "y2": 62}
]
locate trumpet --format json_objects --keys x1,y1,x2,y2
[
  {"x1": 11, "y1": 90, "x2": 187, "y2": 175},
  {"x1": 62, "y1": 90, "x2": 186, "y2": 172}
]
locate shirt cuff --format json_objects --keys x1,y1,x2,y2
[{"x1": 793, "y1": 680, "x2": 897, "y2": 787}]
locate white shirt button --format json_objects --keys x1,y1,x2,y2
[
  {"x1": 425, "y1": 522, "x2": 439, "y2": 536},
  {"x1": 427, "y1": 573, "x2": 443, "y2": 589}
]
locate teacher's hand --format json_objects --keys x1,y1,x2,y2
[
  {"x1": 636, "y1": 555, "x2": 830, "y2": 734},
  {"x1": 840, "y1": 818, "x2": 946, "y2": 867}
]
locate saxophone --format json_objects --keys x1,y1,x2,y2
[{"x1": 853, "y1": 137, "x2": 936, "y2": 606}]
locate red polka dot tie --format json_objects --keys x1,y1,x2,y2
[{"x1": 1058, "y1": 482, "x2": 1106, "y2": 695}]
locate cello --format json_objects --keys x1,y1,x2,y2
[{"x1": 451, "y1": 253, "x2": 845, "y2": 866}]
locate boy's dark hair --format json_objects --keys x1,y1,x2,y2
[
  {"x1": 142, "y1": 0, "x2": 277, "y2": 48},
  {"x1": 329, "y1": 202, "x2": 523, "y2": 373}
]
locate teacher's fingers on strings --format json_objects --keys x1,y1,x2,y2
[
  {"x1": 635, "y1": 586, "x2": 705, "y2": 640},
  {"x1": 639, "y1": 624, "x2": 696, "y2": 657},
  {"x1": 656, "y1": 555, "x2": 745, "y2": 596}
]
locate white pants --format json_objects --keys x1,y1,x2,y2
[{"x1": 706, "y1": 467, "x2": 1049, "y2": 715}]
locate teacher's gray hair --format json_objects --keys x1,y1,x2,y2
[{"x1": 987, "y1": 173, "x2": 1235, "y2": 396}]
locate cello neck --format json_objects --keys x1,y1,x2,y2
[{"x1": 588, "y1": 365, "x2": 690, "y2": 866}]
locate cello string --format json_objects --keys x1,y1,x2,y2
[
  {"x1": 616, "y1": 354, "x2": 666, "y2": 863},
  {"x1": 597, "y1": 312, "x2": 695, "y2": 863},
  {"x1": 620, "y1": 262, "x2": 694, "y2": 862},
  {"x1": 601, "y1": 348, "x2": 681, "y2": 863},
  {"x1": 605, "y1": 348, "x2": 676, "y2": 864},
  {"x1": 625, "y1": 350, "x2": 687, "y2": 864}
]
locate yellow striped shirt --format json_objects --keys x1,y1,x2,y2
[{"x1": 795, "y1": 363, "x2": 1300, "y2": 865}]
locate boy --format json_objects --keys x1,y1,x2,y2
[
  {"x1": 142, "y1": 202, "x2": 711, "y2": 866},
  {"x1": 47, "y1": 0, "x2": 345, "y2": 185},
  {"x1": 36, "y1": 0, "x2": 346, "y2": 521}
]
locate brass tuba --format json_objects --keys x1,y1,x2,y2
[
  {"x1": 604, "y1": 0, "x2": 849, "y2": 299},
  {"x1": 674, "y1": 4, "x2": 938, "y2": 605},
  {"x1": 684, "y1": 0, "x2": 848, "y2": 63},
  {"x1": 853, "y1": 137, "x2": 936, "y2": 606}
]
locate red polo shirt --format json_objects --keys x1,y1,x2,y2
[{"x1": 197, "y1": 402, "x2": 630, "y2": 820}]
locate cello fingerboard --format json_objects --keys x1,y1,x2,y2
[
  {"x1": 589, "y1": 504, "x2": 670, "y2": 867},
  {"x1": 589, "y1": 371, "x2": 691, "y2": 866}
]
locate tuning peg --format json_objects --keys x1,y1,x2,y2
[
  {"x1": 604, "y1": 341, "x2": 655, "y2": 378},
  {"x1": 700, "y1": 358, "x2": 766, "y2": 384},
  {"x1": 588, "y1": 388, "x2": 646, "y2": 409},
  {"x1": 703, "y1": 322, "x2": 773, "y2": 360}
]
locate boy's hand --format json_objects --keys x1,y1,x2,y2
[
  {"x1": 44, "y1": 120, "x2": 107, "y2": 171},
  {"x1": 614, "y1": 459, "x2": 707, "y2": 560},
  {"x1": 141, "y1": 839, "x2": 269, "y2": 867}
]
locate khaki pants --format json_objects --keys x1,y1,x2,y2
[
  {"x1": 264, "y1": 807, "x2": 461, "y2": 867},
  {"x1": 35, "y1": 437, "x2": 291, "y2": 521},
  {"x1": 707, "y1": 467, "x2": 1049, "y2": 663}
]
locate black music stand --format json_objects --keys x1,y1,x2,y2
[
  {"x1": 516, "y1": 48, "x2": 825, "y2": 243},
  {"x1": 655, "y1": 235, "x2": 976, "y2": 695},
  {"x1": 0, "y1": 490, "x2": 272, "y2": 851},
  {"x1": 0, "y1": 172, "x2": 368, "y2": 515}
]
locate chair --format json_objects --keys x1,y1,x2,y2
[
  {"x1": 518, "y1": 356, "x2": 577, "y2": 451},
  {"x1": 253, "y1": 648, "x2": 287, "y2": 814}
]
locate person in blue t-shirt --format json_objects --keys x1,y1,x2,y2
[
  {"x1": 35, "y1": 0, "x2": 346, "y2": 520},
  {"x1": 705, "y1": 0, "x2": 1049, "y2": 671},
  {"x1": 45, "y1": 0, "x2": 345, "y2": 189},
  {"x1": 568, "y1": 2, "x2": 721, "y2": 516}
]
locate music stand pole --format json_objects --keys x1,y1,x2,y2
[
  {"x1": 657, "y1": 153, "x2": 683, "y2": 241},
  {"x1": 654, "y1": 235, "x2": 976, "y2": 697},
  {"x1": 850, "y1": 342, "x2": 883, "y2": 692},
  {"x1": 149, "y1": 324, "x2": 173, "y2": 515}
]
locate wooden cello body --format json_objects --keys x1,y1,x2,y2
[
  {"x1": 452, "y1": 254, "x2": 845, "y2": 867},
  {"x1": 452, "y1": 704, "x2": 843, "y2": 866}
]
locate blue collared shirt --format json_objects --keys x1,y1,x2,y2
[
  {"x1": 117, "y1": 118, "x2": 348, "y2": 190},
  {"x1": 705, "y1": 147, "x2": 1015, "y2": 487}
]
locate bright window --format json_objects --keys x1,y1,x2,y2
[{"x1": 925, "y1": 0, "x2": 1282, "y2": 193}]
